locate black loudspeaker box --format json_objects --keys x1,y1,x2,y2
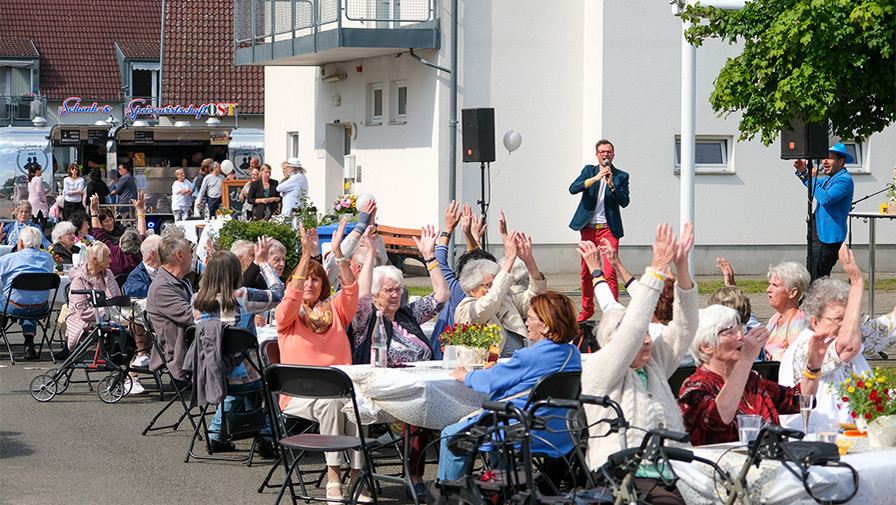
[
  {"x1": 780, "y1": 118, "x2": 828, "y2": 160},
  {"x1": 462, "y1": 108, "x2": 496, "y2": 163}
]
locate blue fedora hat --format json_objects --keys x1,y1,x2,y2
[{"x1": 828, "y1": 142, "x2": 854, "y2": 164}]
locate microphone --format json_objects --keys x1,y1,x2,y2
[{"x1": 602, "y1": 157, "x2": 612, "y2": 182}]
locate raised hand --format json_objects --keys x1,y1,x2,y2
[
  {"x1": 649, "y1": 223, "x2": 676, "y2": 273},
  {"x1": 672, "y1": 221, "x2": 694, "y2": 268},
  {"x1": 838, "y1": 243, "x2": 863, "y2": 284},
  {"x1": 330, "y1": 217, "x2": 348, "y2": 257},
  {"x1": 715, "y1": 257, "x2": 736, "y2": 286},
  {"x1": 131, "y1": 191, "x2": 146, "y2": 214},
  {"x1": 806, "y1": 330, "x2": 835, "y2": 370},
  {"x1": 741, "y1": 326, "x2": 770, "y2": 362},
  {"x1": 255, "y1": 235, "x2": 271, "y2": 264},
  {"x1": 504, "y1": 230, "x2": 520, "y2": 260},
  {"x1": 516, "y1": 232, "x2": 534, "y2": 264},
  {"x1": 794, "y1": 159, "x2": 807, "y2": 173},
  {"x1": 471, "y1": 213, "x2": 487, "y2": 243},
  {"x1": 578, "y1": 240, "x2": 602, "y2": 273},
  {"x1": 444, "y1": 200, "x2": 460, "y2": 231},
  {"x1": 413, "y1": 225, "x2": 438, "y2": 258},
  {"x1": 598, "y1": 237, "x2": 618, "y2": 266},
  {"x1": 460, "y1": 204, "x2": 473, "y2": 234},
  {"x1": 89, "y1": 193, "x2": 100, "y2": 213},
  {"x1": 498, "y1": 210, "x2": 508, "y2": 238}
]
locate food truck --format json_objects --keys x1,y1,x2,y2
[{"x1": 0, "y1": 127, "x2": 53, "y2": 218}]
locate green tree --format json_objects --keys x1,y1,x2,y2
[{"x1": 682, "y1": 0, "x2": 895, "y2": 145}]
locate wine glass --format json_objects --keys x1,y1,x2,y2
[{"x1": 799, "y1": 394, "x2": 815, "y2": 437}]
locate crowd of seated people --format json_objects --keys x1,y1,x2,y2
[{"x1": 10, "y1": 185, "x2": 896, "y2": 504}]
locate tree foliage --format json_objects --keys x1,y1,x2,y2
[{"x1": 682, "y1": 0, "x2": 895, "y2": 145}]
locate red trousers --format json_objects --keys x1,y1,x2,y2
[{"x1": 579, "y1": 226, "x2": 619, "y2": 314}]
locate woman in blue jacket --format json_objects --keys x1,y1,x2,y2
[{"x1": 437, "y1": 290, "x2": 582, "y2": 481}]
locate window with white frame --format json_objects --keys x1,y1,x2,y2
[
  {"x1": 674, "y1": 136, "x2": 733, "y2": 174},
  {"x1": 391, "y1": 80, "x2": 407, "y2": 123},
  {"x1": 833, "y1": 139, "x2": 866, "y2": 173},
  {"x1": 287, "y1": 132, "x2": 300, "y2": 158},
  {"x1": 367, "y1": 83, "x2": 383, "y2": 125},
  {"x1": 0, "y1": 64, "x2": 33, "y2": 96},
  {"x1": 130, "y1": 61, "x2": 160, "y2": 105}
]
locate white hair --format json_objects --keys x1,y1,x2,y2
[
  {"x1": 85, "y1": 241, "x2": 111, "y2": 263},
  {"x1": 269, "y1": 238, "x2": 286, "y2": 256},
  {"x1": 767, "y1": 261, "x2": 810, "y2": 299},
  {"x1": 52, "y1": 221, "x2": 77, "y2": 244},
  {"x1": 458, "y1": 259, "x2": 501, "y2": 293},
  {"x1": 372, "y1": 265, "x2": 404, "y2": 295},
  {"x1": 230, "y1": 239, "x2": 254, "y2": 259},
  {"x1": 690, "y1": 305, "x2": 741, "y2": 366},
  {"x1": 141, "y1": 234, "x2": 163, "y2": 258},
  {"x1": 801, "y1": 278, "x2": 850, "y2": 330},
  {"x1": 18, "y1": 226, "x2": 42, "y2": 249}
]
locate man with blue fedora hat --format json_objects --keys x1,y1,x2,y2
[{"x1": 793, "y1": 142, "x2": 855, "y2": 280}]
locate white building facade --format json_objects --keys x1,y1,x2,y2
[{"x1": 244, "y1": 0, "x2": 896, "y2": 274}]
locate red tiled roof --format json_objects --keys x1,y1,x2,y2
[
  {"x1": 117, "y1": 41, "x2": 160, "y2": 60},
  {"x1": 0, "y1": 0, "x2": 162, "y2": 101},
  {"x1": 163, "y1": 0, "x2": 264, "y2": 114},
  {"x1": 0, "y1": 39, "x2": 39, "y2": 58}
]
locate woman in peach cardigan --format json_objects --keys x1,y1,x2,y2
[{"x1": 275, "y1": 218, "x2": 373, "y2": 500}]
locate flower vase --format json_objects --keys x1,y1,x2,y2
[
  {"x1": 456, "y1": 346, "x2": 489, "y2": 370},
  {"x1": 867, "y1": 416, "x2": 896, "y2": 448}
]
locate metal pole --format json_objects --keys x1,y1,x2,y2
[
  {"x1": 868, "y1": 217, "x2": 876, "y2": 316},
  {"x1": 680, "y1": 20, "x2": 696, "y2": 272},
  {"x1": 447, "y1": 0, "x2": 458, "y2": 268}
]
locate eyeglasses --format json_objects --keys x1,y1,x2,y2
[
  {"x1": 718, "y1": 324, "x2": 743, "y2": 338},
  {"x1": 478, "y1": 281, "x2": 493, "y2": 291},
  {"x1": 380, "y1": 287, "x2": 402, "y2": 295}
]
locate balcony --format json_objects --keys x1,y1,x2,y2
[
  {"x1": 0, "y1": 95, "x2": 46, "y2": 127},
  {"x1": 234, "y1": 0, "x2": 440, "y2": 66}
]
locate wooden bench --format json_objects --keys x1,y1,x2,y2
[{"x1": 376, "y1": 224, "x2": 423, "y2": 271}]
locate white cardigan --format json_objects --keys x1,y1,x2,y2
[
  {"x1": 582, "y1": 269, "x2": 698, "y2": 470},
  {"x1": 454, "y1": 269, "x2": 546, "y2": 349}
]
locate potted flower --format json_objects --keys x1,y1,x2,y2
[
  {"x1": 332, "y1": 194, "x2": 359, "y2": 217},
  {"x1": 439, "y1": 323, "x2": 502, "y2": 369},
  {"x1": 834, "y1": 368, "x2": 896, "y2": 446}
]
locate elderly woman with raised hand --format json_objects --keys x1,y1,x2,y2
[
  {"x1": 2, "y1": 201, "x2": 51, "y2": 250},
  {"x1": 50, "y1": 221, "x2": 80, "y2": 270},
  {"x1": 60, "y1": 241, "x2": 120, "y2": 358},
  {"x1": 244, "y1": 238, "x2": 287, "y2": 288},
  {"x1": 454, "y1": 230, "x2": 546, "y2": 357},
  {"x1": 439, "y1": 290, "x2": 583, "y2": 481},
  {"x1": 777, "y1": 245, "x2": 896, "y2": 428},
  {"x1": 581, "y1": 223, "x2": 695, "y2": 503},
  {"x1": 275, "y1": 219, "x2": 370, "y2": 501},
  {"x1": 189, "y1": 237, "x2": 283, "y2": 454},
  {"x1": 764, "y1": 260, "x2": 811, "y2": 361},
  {"x1": 679, "y1": 304, "x2": 834, "y2": 446},
  {"x1": 89, "y1": 193, "x2": 146, "y2": 276}
]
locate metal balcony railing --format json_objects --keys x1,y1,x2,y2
[
  {"x1": 0, "y1": 95, "x2": 47, "y2": 126},
  {"x1": 235, "y1": 0, "x2": 435, "y2": 48}
]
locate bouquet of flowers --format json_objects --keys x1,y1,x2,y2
[
  {"x1": 215, "y1": 206, "x2": 234, "y2": 218},
  {"x1": 834, "y1": 368, "x2": 896, "y2": 423},
  {"x1": 439, "y1": 323, "x2": 502, "y2": 349},
  {"x1": 332, "y1": 194, "x2": 359, "y2": 216}
]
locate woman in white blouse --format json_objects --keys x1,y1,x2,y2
[
  {"x1": 170, "y1": 168, "x2": 193, "y2": 221},
  {"x1": 62, "y1": 163, "x2": 85, "y2": 220}
]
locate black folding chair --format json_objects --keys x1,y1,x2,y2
[
  {"x1": 141, "y1": 314, "x2": 199, "y2": 436},
  {"x1": 185, "y1": 325, "x2": 270, "y2": 465},
  {"x1": 265, "y1": 364, "x2": 380, "y2": 505},
  {"x1": 0, "y1": 272, "x2": 61, "y2": 364},
  {"x1": 524, "y1": 371, "x2": 583, "y2": 494}
]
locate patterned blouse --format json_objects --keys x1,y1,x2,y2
[
  {"x1": 765, "y1": 309, "x2": 807, "y2": 361},
  {"x1": 352, "y1": 294, "x2": 441, "y2": 363},
  {"x1": 678, "y1": 366, "x2": 801, "y2": 446}
]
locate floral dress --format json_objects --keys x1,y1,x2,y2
[{"x1": 351, "y1": 294, "x2": 441, "y2": 363}]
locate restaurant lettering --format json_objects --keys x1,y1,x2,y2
[
  {"x1": 124, "y1": 99, "x2": 237, "y2": 121},
  {"x1": 59, "y1": 97, "x2": 113, "y2": 116}
]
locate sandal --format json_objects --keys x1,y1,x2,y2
[{"x1": 326, "y1": 482, "x2": 344, "y2": 500}]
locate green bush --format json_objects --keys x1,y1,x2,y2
[{"x1": 212, "y1": 219, "x2": 302, "y2": 273}]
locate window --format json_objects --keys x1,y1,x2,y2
[
  {"x1": 367, "y1": 83, "x2": 383, "y2": 125},
  {"x1": 391, "y1": 80, "x2": 407, "y2": 123},
  {"x1": 674, "y1": 136, "x2": 733, "y2": 174},
  {"x1": 832, "y1": 139, "x2": 866, "y2": 173},
  {"x1": 287, "y1": 132, "x2": 300, "y2": 158},
  {"x1": 0, "y1": 65, "x2": 32, "y2": 96},
  {"x1": 129, "y1": 61, "x2": 160, "y2": 104}
]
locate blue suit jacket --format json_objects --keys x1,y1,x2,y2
[
  {"x1": 798, "y1": 169, "x2": 854, "y2": 244},
  {"x1": 123, "y1": 262, "x2": 152, "y2": 298},
  {"x1": 568, "y1": 165, "x2": 630, "y2": 238}
]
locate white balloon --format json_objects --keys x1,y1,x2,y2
[
  {"x1": 356, "y1": 193, "x2": 375, "y2": 212},
  {"x1": 503, "y1": 130, "x2": 522, "y2": 152}
]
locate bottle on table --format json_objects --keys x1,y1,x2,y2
[{"x1": 371, "y1": 310, "x2": 388, "y2": 368}]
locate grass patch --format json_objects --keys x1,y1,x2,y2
[
  {"x1": 698, "y1": 280, "x2": 769, "y2": 294},
  {"x1": 407, "y1": 286, "x2": 434, "y2": 298}
]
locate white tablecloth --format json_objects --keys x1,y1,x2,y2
[
  {"x1": 336, "y1": 362, "x2": 489, "y2": 430},
  {"x1": 672, "y1": 439, "x2": 896, "y2": 505},
  {"x1": 174, "y1": 219, "x2": 212, "y2": 244}
]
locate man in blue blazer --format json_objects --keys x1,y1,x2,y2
[
  {"x1": 793, "y1": 142, "x2": 855, "y2": 280},
  {"x1": 568, "y1": 139, "x2": 630, "y2": 321}
]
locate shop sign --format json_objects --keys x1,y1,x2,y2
[
  {"x1": 124, "y1": 98, "x2": 237, "y2": 121},
  {"x1": 58, "y1": 97, "x2": 113, "y2": 116},
  {"x1": 60, "y1": 129, "x2": 81, "y2": 144},
  {"x1": 210, "y1": 132, "x2": 230, "y2": 145}
]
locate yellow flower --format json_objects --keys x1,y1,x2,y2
[
  {"x1": 847, "y1": 386, "x2": 855, "y2": 393},
  {"x1": 877, "y1": 377, "x2": 886, "y2": 383},
  {"x1": 845, "y1": 378, "x2": 851, "y2": 384}
]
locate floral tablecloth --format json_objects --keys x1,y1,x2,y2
[{"x1": 336, "y1": 361, "x2": 489, "y2": 430}]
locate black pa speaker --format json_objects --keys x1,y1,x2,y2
[
  {"x1": 462, "y1": 108, "x2": 495, "y2": 163},
  {"x1": 780, "y1": 118, "x2": 828, "y2": 160}
]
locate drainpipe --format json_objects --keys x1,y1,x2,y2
[
  {"x1": 448, "y1": 0, "x2": 458, "y2": 268},
  {"x1": 159, "y1": 0, "x2": 166, "y2": 105}
]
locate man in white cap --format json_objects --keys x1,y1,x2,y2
[
  {"x1": 793, "y1": 142, "x2": 855, "y2": 279},
  {"x1": 196, "y1": 161, "x2": 227, "y2": 216},
  {"x1": 277, "y1": 157, "x2": 308, "y2": 217}
]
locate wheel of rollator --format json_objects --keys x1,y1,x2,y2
[
  {"x1": 30, "y1": 374, "x2": 57, "y2": 402},
  {"x1": 55, "y1": 370, "x2": 71, "y2": 394},
  {"x1": 97, "y1": 373, "x2": 127, "y2": 403}
]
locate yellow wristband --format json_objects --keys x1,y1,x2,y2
[
  {"x1": 584, "y1": 179, "x2": 592, "y2": 188},
  {"x1": 138, "y1": 213, "x2": 146, "y2": 217},
  {"x1": 803, "y1": 369, "x2": 821, "y2": 380},
  {"x1": 292, "y1": 275, "x2": 306, "y2": 280},
  {"x1": 650, "y1": 272, "x2": 665, "y2": 281},
  {"x1": 467, "y1": 244, "x2": 480, "y2": 252},
  {"x1": 427, "y1": 262, "x2": 439, "y2": 271}
]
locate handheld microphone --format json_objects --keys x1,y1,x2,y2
[{"x1": 602, "y1": 157, "x2": 612, "y2": 182}]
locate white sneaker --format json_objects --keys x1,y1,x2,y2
[
  {"x1": 125, "y1": 377, "x2": 146, "y2": 395},
  {"x1": 132, "y1": 354, "x2": 151, "y2": 368}
]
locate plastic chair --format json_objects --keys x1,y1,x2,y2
[
  {"x1": 265, "y1": 364, "x2": 380, "y2": 505},
  {"x1": 141, "y1": 314, "x2": 199, "y2": 436},
  {"x1": 185, "y1": 325, "x2": 270, "y2": 465},
  {"x1": 0, "y1": 272, "x2": 61, "y2": 364}
]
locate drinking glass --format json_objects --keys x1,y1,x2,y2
[
  {"x1": 799, "y1": 394, "x2": 815, "y2": 436},
  {"x1": 817, "y1": 423, "x2": 839, "y2": 444},
  {"x1": 736, "y1": 414, "x2": 762, "y2": 444}
]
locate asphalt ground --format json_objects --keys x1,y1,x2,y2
[{"x1": 2, "y1": 272, "x2": 895, "y2": 504}]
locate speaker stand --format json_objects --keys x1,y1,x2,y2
[
  {"x1": 477, "y1": 161, "x2": 490, "y2": 251},
  {"x1": 806, "y1": 159, "x2": 818, "y2": 278}
]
